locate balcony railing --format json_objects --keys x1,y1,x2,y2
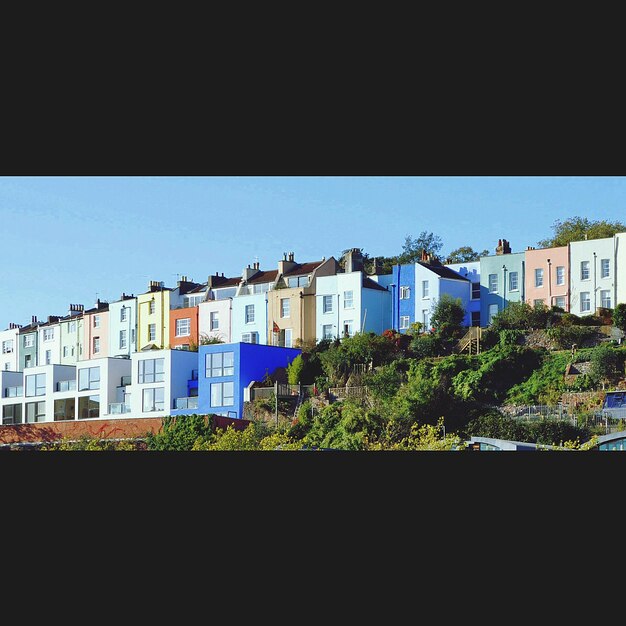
[
  {"x1": 175, "y1": 397, "x2": 199, "y2": 410},
  {"x1": 108, "y1": 403, "x2": 131, "y2": 414},
  {"x1": 56, "y1": 380, "x2": 77, "y2": 392},
  {"x1": 120, "y1": 375, "x2": 131, "y2": 387},
  {"x1": 4, "y1": 386, "x2": 23, "y2": 398}
]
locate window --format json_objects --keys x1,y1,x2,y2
[
  {"x1": 601, "y1": 290, "x2": 612, "y2": 308},
  {"x1": 554, "y1": 296, "x2": 566, "y2": 309},
  {"x1": 205, "y1": 352, "x2": 234, "y2": 378},
  {"x1": 245, "y1": 304, "x2": 255, "y2": 324},
  {"x1": 78, "y1": 367, "x2": 100, "y2": 391},
  {"x1": 322, "y1": 324, "x2": 333, "y2": 340},
  {"x1": 43, "y1": 328, "x2": 54, "y2": 341},
  {"x1": 4, "y1": 363, "x2": 8, "y2": 371},
  {"x1": 148, "y1": 324, "x2": 156, "y2": 341},
  {"x1": 344, "y1": 291, "x2": 354, "y2": 308},
  {"x1": 471, "y1": 311, "x2": 481, "y2": 327},
  {"x1": 120, "y1": 307, "x2": 128, "y2": 322},
  {"x1": 488, "y1": 304, "x2": 499, "y2": 324},
  {"x1": 210, "y1": 311, "x2": 219, "y2": 330},
  {"x1": 509, "y1": 271, "x2": 518, "y2": 291},
  {"x1": 556, "y1": 266, "x2": 565, "y2": 286},
  {"x1": 78, "y1": 395, "x2": 100, "y2": 419},
  {"x1": 54, "y1": 398, "x2": 75, "y2": 421},
  {"x1": 26, "y1": 373, "x2": 46, "y2": 397},
  {"x1": 253, "y1": 283, "x2": 270, "y2": 294},
  {"x1": 284, "y1": 328, "x2": 292, "y2": 348},
  {"x1": 24, "y1": 334, "x2": 34, "y2": 347},
  {"x1": 211, "y1": 381, "x2": 234, "y2": 407},
  {"x1": 45, "y1": 350, "x2": 52, "y2": 365},
  {"x1": 119, "y1": 330, "x2": 127, "y2": 349},
  {"x1": 241, "y1": 332, "x2": 258, "y2": 344},
  {"x1": 93, "y1": 337, "x2": 100, "y2": 354},
  {"x1": 281, "y1": 298, "x2": 291, "y2": 317},
  {"x1": 2, "y1": 404, "x2": 22, "y2": 425},
  {"x1": 400, "y1": 286, "x2": 410, "y2": 299},
  {"x1": 534, "y1": 268, "x2": 544, "y2": 287},
  {"x1": 2, "y1": 340, "x2": 13, "y2": 354},
  {"x1": 343, "y1": 320, "x2": 353, "y2": 338},
  {"x1": 138, "y1": 358, "x2": 164, "y2": 384},
  {"x1": 400, "y1": 316, "x2": 410, "y2": 330},
  {"x1": 533, "y1": 299, "x2": 545, "y2": 308},
  {"x1": 422, "y1": 310, "x2": 430, "y2": 329},
  {"x1": 422, "y1": 280, "x2": 429, "y2": 298},
  {"x1": 63, "y1": 345, "x2": 69, "y2": 358},
  {"x1": 142, "y1": 387, "x2": 164, "y2": 412},
  {"x1": 26, "y1": 401, "x2": 45, "y2": 423},
  {"x1": 93, "y1": 315, "x2": 100, "y2": 328},
  {"x1": 175, "y1": 318, "x2": 191, "y2": 337},
  {"x1": 288, "y1": 276, "x2": 309, "y2": 288},
  {"x1": 581, "y1": 260, "x2": 590, "y2": 280},
  {"x1": 471, "y1": 282, "x2": 480, "y2": 299},
  {"x1": 601, "y1": 258, "x2": 610, "y2": 278},
  {"x1": 322, "y1": 295, "x2": 333, "y2": 314},
  {"x1": 24, "y1": 355, "x2": 32, "y2": 368},
  {"x1": 5, "y1": 385, "x2": 22, "y2": 398},
  {"x1": 580, "y1": 291, "x2": 591, "y2": 312},
  {"x1": 69, "y1": 321, "x2": 76, "y2": 333},
  {"x1": 489, "y1": 274, "x2": 498, "y2": 293},
  {"x1": 149, "y1": 300, "x2": 156, "y2": 314}
]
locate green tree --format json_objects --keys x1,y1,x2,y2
[
  {"x1": 589, "y1": 343, "x2": 624, "y2": 389},
  {"x1": 398, "y1": 231, "x2": 444, "y2": 263},
  {"x1": 286, "y1": 354, "x2": 304, "y2": 384},
  {"x1": 613, "y1": 303, "x2": 626, "y2": 333},
  {"x1": 430, "y1": 294, "x2": 465, "y2": 338},
  {"x1": 446, "y1": 246, "x2": 489, "y2": 263},
  {"x1": 538, "y1": 216, "x2": 626, "y2": 248},
  {"x1": 145, "y1": 414, "x2": 213, "y2": 450}
]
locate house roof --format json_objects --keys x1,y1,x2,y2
[
  {"x1": 211, "y1": 276, "x2": 241, "y2": 288},
  {"x1": 187, "y1": 283, "x2": 209, "y2": 294},
  {"x1": 282, "y1": 261, "x2": 325, "y2": 277},
  {"x1": 246, "y1": 269, "x2": 279, "y2": 284},
  {"x1": 363, "y1": 276, "x2": 388, "y2": 291},
  {"x1": 417, "y1": 261, "x2": 470, "y2": 281},
  {"x1": 84, "y1": 303, "x2": 109, "y2": 314}
]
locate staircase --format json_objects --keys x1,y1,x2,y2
[{"x1": 457, "y1": 326, "x2": 482, "y2": 355}]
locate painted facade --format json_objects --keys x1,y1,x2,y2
[
  {"x1": 108, "y1": 295, "x2": 137, "y2": 358},
  {"x1": 83, "y1": 300, "x2": 109, "y2": 360},
  {"x1": 170, "y1": 305, "x2": 199, "y2": 350},
  {"x1": 444, "y1": 261, "x2": 481, "y2": 326},
  {"x1": 18, "y1": 318, "x2": 40, "y2": 370},
  {"x1": 569, "y1": 236, "x2": 615, "y2": 315},
  {"x1": 180, "y1": 342, "x2": 301, "y2": 419},
  {"x1": 136, "y1": 282, "x2": 172, "y2": 351},
  {"x1": 615, "y1": 233, "x2": 626, "y2": 307},
  {"x1": 0, "y1": 324, "x2": 21, "y2": 372},
  {"x1": 479, "y1": 240, "x2": 525, "y2": 326},
  {"x1": 198, "y1": 298, "x2": 233, "y2": 343},
  {"x1": 37, "y1": 316, "x2": 62, "y2": 366},
  {"x1": 524, "y1": 246, "x2": 569, "y2": 310},
  {"x1": 231, "y1": 265, "x2": 275, "y2": 346},
  {"x1": 59, "y1": 305, "x2": 85, "y2": 365}
]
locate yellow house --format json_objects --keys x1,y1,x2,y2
[
  {"x1": 136, "y1": 281, "x2": 172, "y2": 351},
  {"x1": 267, "y1": 253, "x2": 340, "y2": 347}
]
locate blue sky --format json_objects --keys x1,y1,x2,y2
[{"x1": 1, "y1": 175, "x2": 625, "y2": 330}]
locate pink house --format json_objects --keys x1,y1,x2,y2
[
  {"x1": 524, "y1": 246, "x2": 569, "y2": 311},
  {"x1": 83, "y1": 300, "x2": 110, "y2": 360}
]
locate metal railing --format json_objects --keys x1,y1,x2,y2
[
  {"x1": 175, "y1": 396, "x2": 199, "y2": 410},
  {"x1": 56, "y1": 380, "x2": 77, "y2": 392},
  {"x1": 120, "y1": 375, "x2": 131, "y2": 387},
  {"x1": 4, "y1": 386, "x2": 23, "y2": 398},
  {"x1": 108, "y1": 402, "x2": 131, "y2": 414},
  {"x1": 328, "y1": 385, "x2": 370, "y2": 402}
]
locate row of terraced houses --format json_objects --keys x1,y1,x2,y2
[{"x1": 2, "y1": 234, "x2": 626, "y2": 426}]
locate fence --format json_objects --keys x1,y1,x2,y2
[
  {"x1": 249, "y1": 383, "x2": 316, "y2": 402},
  {"x1": 328, "y1": 385, "x2": 370, "y2": 404}
]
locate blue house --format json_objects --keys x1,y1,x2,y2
[{"x1": 172, "y1": 342, "x2": 301, "y2": 419}]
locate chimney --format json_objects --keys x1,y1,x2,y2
[
  {"x1": 278, "y1": 252, "x2": 298, "y2": 275},
  {"x1": 32, "y1": 315, "x2": 38, "y2": 324},
  {"x1": 242, "y1": 263, "x2": 257, "y2": 281},
  {"x1": 420, "y1": 249, "x2": 429, "y2": 263},
  {"x1": 345, "y1": 248, "x2": 364, "y2": 273},
  {"x1": 495, "y1": 239, "x2": 511, "y2": 255},
  {"x1": 372, "y1": 257, "x2": 382, "y2": 275}
]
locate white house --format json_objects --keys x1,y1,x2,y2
[
  {"x1": 0, "y1": 323, "x2": 21, "y2": 372},
  {"x1": 37, "y1": 316, "x2": 63, "y2": 366}
]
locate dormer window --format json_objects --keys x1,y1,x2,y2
[{"x1": 288, "y1": 276, "x2": 309, "y2": 288}]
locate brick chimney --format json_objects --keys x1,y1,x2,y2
[
  {"x1": 344, "y1": 248, "x2": 364, "y2": 273},
  {"x1": 495, "y1": 239, "x2": 511, "y2": 255},
  {"x1": 278, "y1": 251, "x2": 298, "y2": 275},
  {"x1": 242, "y1": 263, "x2": 257, "y2": 281}
]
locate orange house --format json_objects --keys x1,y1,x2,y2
[{"x1": 169, "y1": 306, "x2": 199, "y2": 350}]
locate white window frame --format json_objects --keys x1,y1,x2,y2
[
  {"x1": 93, "y1": 337, "x2": 100, "y2": 354},
  {"x1": 488, "y1": 304, "x2": 499, "y2": 324},
  {"x1": 149, "y1": 300, "x2": 156, "y2": 314},
  {"x1": 601, "y1": 258, "x2": 610, "y2": 279},
  {"x1": 343, "y1": 321, "x2": 353, "y2": 338},
  {"x1": 556, "y1": 266, "x2": 565, "y2": 286},
  {"x1": 142, "y1": 387, "x2": 165, "y2": 412},
  {"x1": 24, "y1": 334, "x2": 34, "y2": 347},
  {"x1": 600, "y1": 290, "x2": 611, "y2": 308},
  {"x1": 120, "y1": 307, "x2": 128, "y2": 322},
  {"x1": 205, "y1": 352, "x2": 235, "y2": 378},
  {"x1": 78, "y1": 366, "x2": 100, "y2": 391},
  {"x1": 581, "y1": 260, "x2": 590, "y2": 281},
  {"x1": 281, "y1": 298, "x2": 291, "y2": 318},
  {"x1": 148, "y1": 324, "x2": 156, "y2": 341},
  {"x1": 210, "y1": 311, "x2": 219, "y2": 330},
  {"x1": 119, "y1": 329, "x2": 127, "y2": 349},
  {"x1": 93, "y1": 315, "x2": 100, "y2": 328},
  {"x1": 245, "y1": 305, "x2": 255, "y2": 324},
  {"x1": 210, "y1": 381, "x2": 234, "y2": 407},
  {"x1": 488, "y1": 274, "x2": 498, "y2": 293},
  {"x1": 63, "y1": 345, "x2": 69, "y2": 358},
  {"x1": 509, "y1": 271, "x2": 519, "y2": 291},
  {"x1": 1, "y1": 340, "x2": 13, "y2": 354},
  {"x1": 580, "y1": 291, "x2": 591, "y2": 312},
  {"x1": 241, "y1": 332, "x2": 258, "y2": 344},
  {"x1": 422, "y1": 280, "x2": 429, "y2": 298},
  {"x1": 400, "y1": 316, "x2": 410, "y2": 330},
  {"x1": 343, "y1": 291, "x2": 354, "y2": 309},
  {"x1": 322, "y1": 324, "x2": 333, "y2": 340},
  {"x1": 471, "y1": 282, "x2": 480, "y2": 299},
  {"x1": 400, "y1": 286, "x2": 410, "y2": 300},
  {"x1": 322, "y1": 295, "x2": 333, "y2": 314},
  {"x1": 45, "y1": 349, "x2": 52, "y2": 365},
  {"x1": 138, "y1": 358, "x2": 165, "y2": 384},
  {"x1": 534, "y1": 268, "x2": 544, "y2": 287},
  {"x1": 43, "y1": 328, "x2": 54, "y2": 341},
  {"x1": 554, "y1": 296, "x2": 566, "y2": 309},
  {"x1": 284, "y1": 328, "x2": 293, "y2": 348},
  {"x1": 175, "y1": 318, "x2": 191, "y2": 337}
]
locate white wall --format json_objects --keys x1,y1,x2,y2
[
  {"x1": 37, "y1": 322, "x2": 61, "y2": 366},
  {"x1": 198, "y1": 299, "x2": 232, "y2": 343},
  {"x1": 0, "y1": 327, "x2": 19, "y2": 372},
  {"x1": 569, "y1": 237, "x2": 615, "y2": 315}
]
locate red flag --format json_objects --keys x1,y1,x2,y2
[{"x1": 273, "y1": 321, "x2": 280, "y2": 333}]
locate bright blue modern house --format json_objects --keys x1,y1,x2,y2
[{"x1": 172, "y1": 342, "x2": 301, "y2": 419}]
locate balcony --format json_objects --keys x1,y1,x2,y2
[
  {"x1": 108, "y1": 402, "x2": 131, "y2": 414},
  {"x1": 56, "y1": 380, "x2": 77, "y2": 392},
  {"x1": 120, "y1": 375, "x2": 131, "y2": 387},
  {"x1": 175, "y1": 396, "x2": 199, "y2": 410},
  {"x1": 4, "y1": 386, "x2": 23, "y2": 398},
  {"x1": 191, "y1": 369, "x2": 198, "y2": 381}
]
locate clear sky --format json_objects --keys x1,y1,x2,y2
[{"x1": 1, "y1": 175, "x2": 625, "y2": 330}]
